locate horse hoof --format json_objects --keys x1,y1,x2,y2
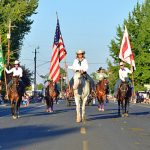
[
  {"x1": 124, "y1": 113, "x2": 129, "y2": 117},
  {"x1": 76, "y1": 119, "x2": 81, "y2": 123},
  {"x1": 12, "y1": 116, "x2": 17, "y2": 119},
  {"x1": 101, "y1": 109, "x2": 104, "y2": 112},
  {"x1": 121, "y1": 114, "x2": 125, "y2": 117},
  {"x1": 46, "y1": 109, "x2": 49, "y2": 112},
  {"x1": 17, "y1": 115, "x2": 21, "y2": 118},
  {"x1": 49, "y1": 110, "x2": 53, "y2": 113},
  {"x1": 98, "y1": 108, "x2": 102, "y2": 111}
]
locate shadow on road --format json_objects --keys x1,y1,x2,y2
[
  {"x1": 87, "y1": 112, "x2": 119, "y2": 121},
  {"x1": 0, "y1": 125, "x2": 80, "y2": 149},
  {"x1": 22, "y1": 108, "x2": 76, "y2": 118},
  {"x1": 130, "y1": 111, "x2": 150, "y2": 116}
]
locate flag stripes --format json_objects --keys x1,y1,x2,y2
[
  {"x1": 49, "y1": 19, "x2": 67, "y2": 83},
  {"x1": 119, "y1": 26, "x2": 135, "y2": 69}
]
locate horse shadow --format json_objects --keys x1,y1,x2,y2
[
  {"x1": 87, "y1": 112, "x2": 119, "y2": 121},
  {"x1": 0, "y1": 125, "x2": 80, "y2": 150},
  {"x1": 129, "y1": 111, "x2": 150, "y2": 116},
  {"x1": 22, "y1": 108, "x2": 76, "y2": 118}
]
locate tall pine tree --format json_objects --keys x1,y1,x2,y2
[{"x1": 108, "y1": 0, "x2": 150, "y2": 92}]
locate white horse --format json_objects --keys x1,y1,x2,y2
[{"x1": 73, "y1": 72, "x2": 90, "y2": 123}]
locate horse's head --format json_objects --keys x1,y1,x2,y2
[
  {"x1": 103, "y1": 79, "x2": 109, "y2": 90},
  {"x1": 73, "y1": 72, "x2": 81, "y2": 90},
  {"x1": 118, "y1": 82, "x2": 129, "y2": 100},
  {"x1": 12, "y1": 76, "x2": 19, "y2": 86},
  {"x1": 97, "y1": 79, "x2": 108, "y2": 91}
]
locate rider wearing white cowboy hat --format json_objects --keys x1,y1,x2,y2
[
  {"x1": 114, "y1": 61, "x2": 133, "y2": 98},
  {"x1": 66, "y1": 49, "x2": 95, "y2": 91},
  {"x1": 5, "y1": 60, "x2": 23, "y2": 88},
  {"x1": 5, "y1": 60, "x2": 23, "y2": 78}
]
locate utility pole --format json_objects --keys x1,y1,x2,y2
[
  {"x1": 7, "y1": 20, "x2": 11, "y2": 64},
  {"x1": 7, "y1": 20, "x2": 16, "y2": 64},
  {"x1": 33, "y1": 47, "x2": 39, "y2": 96}
]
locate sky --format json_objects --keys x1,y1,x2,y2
[{"x1": 20, "y1": 0, "x2": 144, "y2": 84}]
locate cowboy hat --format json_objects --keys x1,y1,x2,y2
[
  {"x1": 119, "y1": 62, "x2": 124, "y2": 66},
  {"x1": 76, "y1": 50, "x2": 85, "y2": 55},
  {"x1": 14, "y1": 60, "x2": 19, "y2": 65}
]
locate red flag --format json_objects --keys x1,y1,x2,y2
[
  {"x1": 49, "y1": 19, "x2": 67, "y2": 83},
  {"x1": 119, "y1": 26, "x2": 135, "y2": 69}
]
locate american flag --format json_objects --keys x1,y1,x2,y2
[{"x1": 49, "y1": 18, "x2": 67, "y2": 83}]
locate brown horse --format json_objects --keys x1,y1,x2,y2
[
  {"x1": 45, "y1": 81, "x2": 59, "y2": 112},
  {"x1": 8, "y1": 76, "x2": 22, "y2": 119},
  {"x1": 117, "y1": 82, "x2": 132, "y2": 117},
  {"x1": 96, "y1": 79, "x2": 109, "y2": 111},
  {"x1": 65, "y1": 87, "x2": 74, "y2": 106}
]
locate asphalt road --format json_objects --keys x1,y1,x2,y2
[{"x1": 0, "y1": 100, "x2": 150, "y2": 150}]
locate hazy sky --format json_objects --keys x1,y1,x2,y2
[{"x1": 20, "y1": 0, "x2": 143, "y2": 84}]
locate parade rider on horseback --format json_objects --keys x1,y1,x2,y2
[
  {"x1": 5, "y1": 60, "x2": 23, "y2": 89},
  {"x1": 95, "y1": 67, "x2": 108, "y2": 82},
  {"x1": 66, "y1": 49, "x2": 95, "y2": 92},
  {"x1": 114, "y1": 61, "x2": 133, "y2": 98}
]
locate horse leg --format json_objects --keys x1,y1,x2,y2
[
  {"x1": 124, "y1": 98, "x2": 127, "y2": 115},
  {"x1": 12, "y1": 101, "x2": 17, "y2": 119},
  {"x1": 82, "y1": 97, "x2": 88, "y2": 122},
  {"x1": 11, "y1": 101, "x2": 15, "y2": 117},
  {"x1": 45, "y1": 97, "x2": 50, "y2": 112},
  {"x1": 17, "y1": 98, "x2": 21, "y2": 118},
  {"x1": 97, "y1": 97, "x2": 101, "y2": 111},
  {"x1": 121, "y1": 100, "x2": 125, "y2": 117},
  {"x1": 75, "y1": 97, "x2": 81, "y2": 123},
  {"x1": 118, "y1": 100, "x2": 121, "y2": 116},
  {"x1": 101, "y1": 96, "x2": 105, "y2": 111},
  {"x1": 50, "y1": 97, "x2": 54, "y2": 112},
  {"x1": 125, "y1": 98, "x2": 129, "y2": 117},
  {"x1": 14, "y1": 101, "x2": 18, "y2": 117}
]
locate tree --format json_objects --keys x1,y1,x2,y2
[
  {"x1": 22, "y1": 65, "x2": 33, "y2": 88},
  {"x1": 108, "y1": 0, "x2": 150, "y2": 91},
  {"x1": 0, "y1": 0, "x2": 39, "y2": 61},
  {"x1": 0, "y1": 0, "x2": 39, "y2": 90}
]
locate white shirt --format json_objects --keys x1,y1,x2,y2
[
  {"x1": 5, "y1": 67, "x2": 23, "y2": 77},
  {"x1": 119, "y1": 67, "x2": 132, "y2": 81},
  {"x1": 95, "y1": 72, "x2": 108, "y2": 81},
  {"x1": 68, "y1": 58, "x2": 88, "y2": 72}
]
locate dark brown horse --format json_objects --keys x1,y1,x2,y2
[
  {"x1": 8, "y1": 76, "x2": 22, "y2": 119},
  {"x1": 96, "y1": 79, "x2": 109, "y2": 111},
  {"x1": 45, "y1": 81, "x2": 59, "y2": 112},
  {"x1": 117, "y1": 82, "x2": 132, "y2": 117}
]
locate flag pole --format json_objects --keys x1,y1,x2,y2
[
  {"x1": 56, "y1": 12, "x2": 70, "y2": 91},
  {"x1": 64, "y1": 57, "x2": 70, "y2": 91},
  {"x1": 130, "y1": 59, "x2": 136, "y2": 102}
]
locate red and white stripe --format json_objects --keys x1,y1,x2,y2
[
  {"x1": 49, "y1": 44, "x2": 60, "y2": 83},
  {"x1": 119, "y1": 26, "x2": 136, "y2": 69},
  {"x1": 59, "y1": 35, "x2": 66, "y2": 61}
]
